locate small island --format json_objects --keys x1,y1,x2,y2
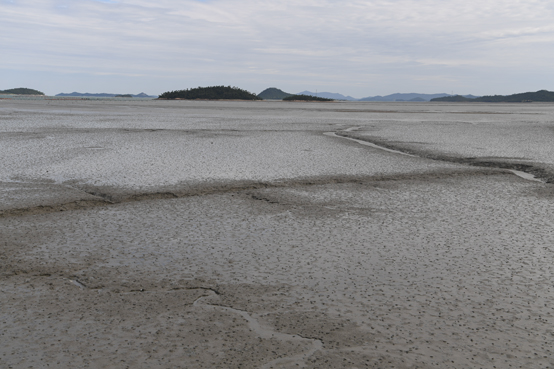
[
  {"x1": 257, "y1": 88, "x2": 293, "y2": 100},
  {"x1": 0, "y1": 88, "x2": 45, "y2": 95},
  {"x1": 282, "y1": 94, "x2": 334, "y2": 102},
  {"x1": 158, "y1": 86, "x2": 261, "y2": 100},
  {"x1": 431, "y1": 90, "x2": 554, "y2": 102},
  {"x1": 56, "y1": 92, "x2": 156, "y2": 98}
]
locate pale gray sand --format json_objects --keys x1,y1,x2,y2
[{"x1": 1, "y1": 100, "x2": 553, "y2": 368}]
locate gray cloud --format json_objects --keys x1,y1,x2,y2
[{"x1": 1, "y1": 0, "x2": 553, "y2": 96}]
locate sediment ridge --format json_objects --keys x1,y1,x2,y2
[
  {"x1": 335, "y1": 129, "x2": 553, "y2": 183},
  {"x1": 1, "y1": 169, "x2": 509, "y2": 218}
]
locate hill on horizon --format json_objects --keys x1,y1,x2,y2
[
  {"x1": 296, "y1": 91, "x2": 357, "y2": 101},
  {"x1": 258, "y1": 88, "x2": 293, "y2": 100},
  {"x1": 294, "y1": 91, "x2": 479, "y2": 102},
  {"x1": 158, "y1": 86, "x2": 261, "y2": 100},
  {"x1": 359, "y1": 93, "x2": 453, "y2": 102},
  {"x1": 431, "y1": 90, "x2": 554, "y2": 102},
  {"x1": 0, "y1": 88, "x2": 44, "y2": 95},
  {"x1": 283, "y1": 94, "x2": 334, "y2": 102},
  {"x1": 56, "y1": 92, "x2": 156, "y2": 98}
]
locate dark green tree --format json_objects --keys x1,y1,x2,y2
[
  {"x1": 0, "y1": 88, "x2": 45, "y2": 95},
  {"x1": 159, "y1": 86, "x2": 261, "y2": 100}
]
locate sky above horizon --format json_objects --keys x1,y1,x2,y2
[{"x1": 2, "y1": 0, "x2": 554, "y2": 98}]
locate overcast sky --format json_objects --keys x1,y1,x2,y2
[{"x1": 2, "y1": 0, "x2": 553, "y2": 97}]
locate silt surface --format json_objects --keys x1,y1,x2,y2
[{"x1": 1, "y1": 100, "x2": 554, "y2": 368}]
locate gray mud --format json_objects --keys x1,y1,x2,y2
[{"x1": 1, "y1": 100, "x2": 553, "y2": 368}]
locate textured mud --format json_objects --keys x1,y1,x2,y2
[{"x1": 1, "y1": 100, "x2": 554, "y2": 368}]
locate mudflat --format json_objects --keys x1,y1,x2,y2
[{"x1": 1, "y1": 100, "x2": 553, "y2": 368}]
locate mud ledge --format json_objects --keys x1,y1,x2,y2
[{"x1": 0, "y1": 169, "x2": 503, "y2": 218}]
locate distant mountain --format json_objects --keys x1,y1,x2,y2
[
  {"x1": 134, "y1": 93, "x2": 155, "y2": 98},
  {"x1": 293, "y1": 91, "x2": 480, "y2": 102},
  {"x1": 258, "y1": 88, "x2": 293, "y2": 100},
  {"x1": 296, "y1": 91, "x2": 357, "y2": 101},
  {"x1": 0, "y1": 88, "x2": 44, "y2": 95},
  {"x1": 431, "y1": 90, "x2": 554, "y2": 103},
  {"x1": 56, "y1": 92, "x2": 112, "y2": 97},
  {"x1": 283, "y1": 94, "x2": 334, "y2": 102},
  {"x1": 56, "y1": 92, "x2": 157, "y2": 98},
  {"x1": 359, "y1": 93, "x2": 453, "y2": 102}
]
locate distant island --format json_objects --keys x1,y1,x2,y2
[
  {"x1": 359, "y1": 93, "x2": 477, "y2": 102},
  {"x1": 159, "y1": 86, "x2": 261, "y2": 100},
  {"x1": 430, "y1": 95, "x2": 472, "y2": 102},
  {"x1": 19, "y1": 86, "x2": 548, "y2": 103},
  {"x1": 296, "y1": 91, "x2": 357, "y2": 101},
  {"x1": 431, "y1": 90, "x2": 554, "y2": 102},
  {"x1": 0, "y1": 88, "x2": 44, "y2": 95},
  {"x1": 56, "y1": 92, "x2": 156, "y2": 98},
  {"x1": 286, "y1": 91, "x2": 478, "y2": 102},
  {"x1": 283, "y1": 94, "x2": 334, "y2": 102},
  {"x1": 257, "y1": 88, "x2": 293, "y2": 100}
]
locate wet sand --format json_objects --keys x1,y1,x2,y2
[{"x1": 1, "y1": 100, "x2": 554, "y2": 368}]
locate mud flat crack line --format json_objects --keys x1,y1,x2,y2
[
  {"x1": 329, "y1": 127, "x2": 547, "y2": 183},
  {"x1": 193, "y1": 290, "x2": 323, "y2": 369},
  {"x1": 324, "y1": 131, "x2": 416, "y2": 157},
  {"x1": 62, "y1": 278, "x2": 222, "y2": 296},
  {"x1": 1, "y1": 170, "x2": 504, "y2": 218}
]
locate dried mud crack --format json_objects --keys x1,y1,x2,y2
[
  {"x1": 193, "y1": 290, "x2": 324, "y2": 369},
  {"x1": 1, "y1": 169, "x2": 507, "y2": 218}
]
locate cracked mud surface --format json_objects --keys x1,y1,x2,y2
[{"x1": 2, "y1": 100, "x2": 554, "y2": 368}]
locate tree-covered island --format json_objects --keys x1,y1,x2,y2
[
  {"x1": 431, "y1": 90, "x2": 554, "y2": 102},
  {"x1": 158, "y1": 86, "x2": 261, "y2": 100},
  {"x1": 0, "y1": 88, "x2": 45, "y2": 95}
]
